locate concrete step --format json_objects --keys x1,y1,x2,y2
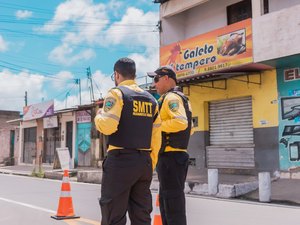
[
  {"x1": 44, "y1": 169, "x2": 77, "y2": 180},
  {"x1": 77, "y1": 170, "x2": 102, "y2": 184}
]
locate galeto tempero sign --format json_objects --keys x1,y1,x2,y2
[{"x1": 160, "y1": 18, "x2": 253, "y2": 80}]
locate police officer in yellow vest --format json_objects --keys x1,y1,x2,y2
[
  {"x1": 95, "y1": 58, "x2": 161, "y2": 225},
  {"x1": 148, "y1": 66, "x2": 192, "y2": 225}
]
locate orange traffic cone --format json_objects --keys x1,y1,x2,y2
[
  {"x1": 152, "y1": 194, "x2": 162, "y2": 225},
  {"x1": 51, "y1": 170, "x2": 80, "y2": 220}
]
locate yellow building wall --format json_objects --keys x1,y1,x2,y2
[{"x1": 186, "y1": 70, "x2": 278, "y2": 132}]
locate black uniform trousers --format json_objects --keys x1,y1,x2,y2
[
  {"x1": 100, "y1": 149, "x2": 153, "y2": 225},
  {"x1": 156, "y1": 151, "x2": 189, "y2": 225}
]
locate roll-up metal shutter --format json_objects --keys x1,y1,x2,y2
[{"x1": 206, "y1": 96, "x2": 255, "y2": 168}]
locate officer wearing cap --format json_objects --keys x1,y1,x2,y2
[
  {"x1": 148, "y1": 66, "x2": 192, "y2": 225},
  {"x1": 95, "y1": 57, "x2": 162, "y2": 225}
]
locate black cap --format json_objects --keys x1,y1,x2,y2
[{"x1": 147, "y1": 65, "x2": 177, "y2": 83}]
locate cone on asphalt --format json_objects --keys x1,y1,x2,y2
[
  {"x1": 51, "y1": 170, "x2": 80, "y2": 220},
  {"x1": 152, "y1": 194, "x2": 162, "y2": 225}
]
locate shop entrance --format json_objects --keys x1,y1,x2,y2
[
  {"x1": 23, "y1": 127, "x2": 37, "y2": 164},
  {"x1": 206, "y1": 96, "x2": 255, "y2": 168},
  {"x1": 43, "y1": 127, "x2": 61, "y2": 164}
]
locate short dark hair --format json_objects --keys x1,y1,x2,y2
[{"x1": 114, "y1": 57, "x2": 136, "y2": 79}]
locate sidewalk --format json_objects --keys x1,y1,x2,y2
[
  {"x1": 240, "y1": 178, "x2": 300, "y2": 206},
  {"x1": 0, "y1": 164, "x2": 53, "y2": 176},
  {"x1": 150, "y1": 172, "x2": 260, "y2": 199},
  {"x1": 1, "y1": 165, "x2": 300, "y2": 206}
]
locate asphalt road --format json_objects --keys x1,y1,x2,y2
[
  {"x1": 0, "y1": 174, "x2": 299, "y2": 225},
  {"x1": 0, "y1": 173, "x2": 101, "y2": 225}
]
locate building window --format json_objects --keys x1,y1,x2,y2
[
  {"x1": 263, "y1": 0, "x2": 269, "y2": 14},
  {"x1": 227, "y1": 0, "x2": 252, "y2": 25}
]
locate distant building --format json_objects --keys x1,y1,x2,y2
[
  {"x1": 153, "y1": 0, "x2": 300, "y2": 175},
  {"x1": 7, "y1": 99, "x2": 105, "y2": 168},
  {"x1": 0, "y1": 110, "x2": 20, "y2": 165}
]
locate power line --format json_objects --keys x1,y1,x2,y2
[
  {"x1": 0, "y1": 14, "x2": 157, "y2": 27},
  {"x1": 63, "y1": 83, "x2": 78, "y2": 108},
  {"x1": 0, "y1": 2, "x2": 158, "y2": 27},
  {"x1": 0, "y1": 2, "x2": 158, "y2": 26},
  {"x1": 0, "y1": 59, "x2": 59, "y2": 78},
  {"x1": 2, "y1": 52, "x2": 86, "y2": 74},
  {"x1": 0, "y1": 2, "x2": 57, "y2": 15},
  {"x1": 0, "y1": 28, "x2": 159, "y2": 50},
  {"x1": 0, "y1": 63, "x2": 76, "y2": 83},
  {"x1": 53, "y1": 83, "x2": 77, "y2": 99},
  {"x1": 92, "y1": 77, "x2": 102, "y2": 99}
]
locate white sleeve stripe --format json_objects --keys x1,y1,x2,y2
[
  {"x1": 173, "y1": 116, "x2": 187, "y2": 120},
  {"x1": 103, "y1": 113, "x2": 120, "y2": 121}
]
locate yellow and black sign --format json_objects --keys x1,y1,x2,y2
[{"x1": 133, "y1": 100, "x2": 153, "y2": 117}]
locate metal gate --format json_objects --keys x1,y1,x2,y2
[
  {"x1": 23, "y1": 127, "x2": 37, "y2": 164},
  {"x1": 206, "y1": 96, "x2": 255, "y2": 168},
  {"x1": 9, "y1": 130, "x2": 15, "y2": 165},
  {"x1": 76, "y1": 123, "x2": 91, "y2": 166},
  {"x1": 66, "y1": 121, "x2": 73, "y2": 158},
  {"x1": 43, "y1": 128, "x2": 61, "y2": 164}
]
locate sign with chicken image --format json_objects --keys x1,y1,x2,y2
[
  {"x1": 217, "y1": 30, "x2": 246, "y2": 57},
  {"x1": 160, "y1": 18, "x2": 253, "y2": 80}
]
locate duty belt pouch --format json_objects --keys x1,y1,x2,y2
[{"x1": 159, "y1": 133, "x2": 168, "y2": 154}]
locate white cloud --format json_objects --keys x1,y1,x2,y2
[
  {"x1": 91, "y1": 70, "x2": 115, "y2": 98},
  {"x1": 49, "y1": 43, "x2": 95, "y2": 66},
  {"x1": 51, "y1": 71, "x2": 75, "y2": 89},
  {"x1": 75, "y1": 70, "x2": 114, "y2": 101},
  {"x1": 54, "y1": 69, "x2": 114, "y2": 110},
  {"x1": 0, "y1": 70, "x2": 46, "y2": 111},
  {"x1": 40, "y1": 2, "x2": 159, "y2": 68},
  {"x1": 0, "y1": 35, "x2": 8, "y2": 52},
  {"x1": 39, "y1": 0, "x2": 108, "y2": 65},
  {"x1": 39, "y1": 0, "x2": 108, "y2": 43},
  {"x1": 129, "y1": 48, "x2": 159, "y2": 84},
  {"x1": 105, "y1": 7, "x2": 159, "y2": 48},
  {"x1": 55, "y1": 89, "x2": 95, "y2": 110},
  {"x1": 103, "y1": 7, "x2": 159, "y2": 83},
  {"x1": 108, "y1": 0, "x2": 123, "y2": 9},
  {"x1": 107, "y1": 0, "x2": 124, "y2": 17},
  {"x1": 0, "y1": 67, "x2": 116, "y2": 112},
  {"x1": 16, "y1": 10, "x2": 33, "y2": 19}
]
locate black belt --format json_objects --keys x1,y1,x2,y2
[{"x1": 108, "y1": 148, "x2": 151, "y2": 155}]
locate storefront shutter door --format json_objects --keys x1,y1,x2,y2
[{"x1": 207, "y1": 96, "x2": 255, "y2": 168}]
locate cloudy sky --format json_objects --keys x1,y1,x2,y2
[{"x1": 0, "y1": 0, "x2": 159, "y2": 112}]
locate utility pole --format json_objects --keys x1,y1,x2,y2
[
  {"x1": 75, "y1": 78, "x2": 81, "y2": 105},
  {"x1": 86, "y1": 67, "x2": 95, "y2": 103},
  {"x1": 24, "y1": 91, "x2": 28, "y2": 106},
  {"x1": 65, "y1": 92, "x2": 70, "y2": 108},
  {"x1": 79, "y1": 78, "x2": 81, "y2": 105}
]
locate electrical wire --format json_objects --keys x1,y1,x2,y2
[
  {"x1": 53, "y1": 83, "x2": 77, "y2": 99},
  {"x1": 0, "y1": 2, "x2": 158, "y2": 27},
  {"x1": 92, "y1": 77, "x2": 102, "y2": 98},
  {"x1": 0, "y1": 59, "x2": 58, "y2": 78},
  {"x1": 0, "y1": 63, "x2": 76, "y2": 83},
  {"x1": 0, "y1": 28, "x2": 159, "y2": 50},
  {"x1": 2, "y1": 52, "x2": 86, "y2": 74}
]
